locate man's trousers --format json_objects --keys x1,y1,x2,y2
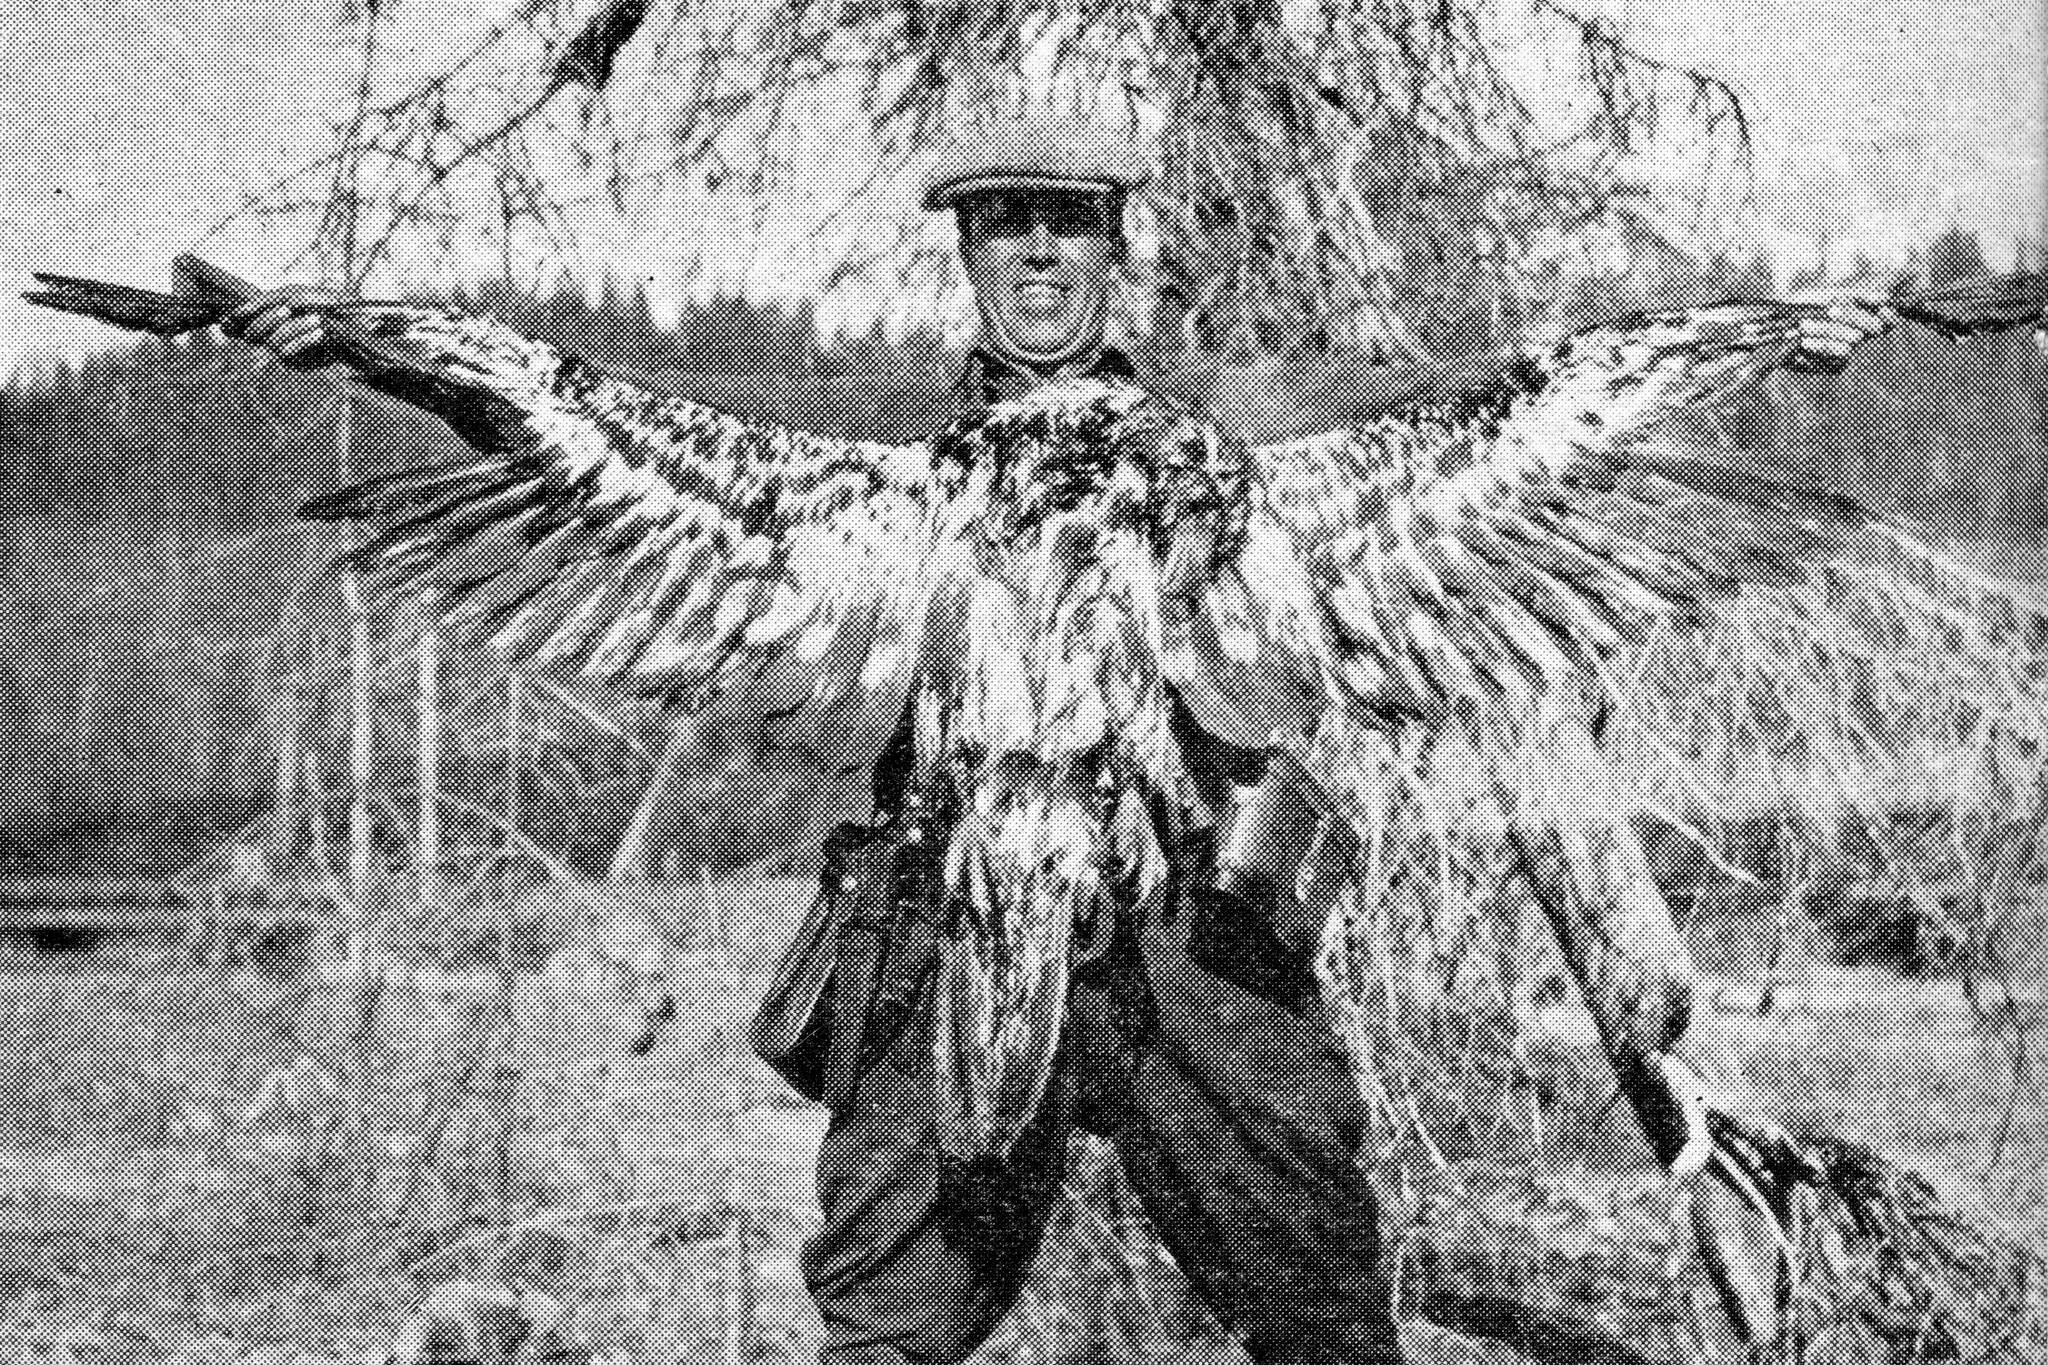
[{"x1": 792, "y1": 887, "x2": 1405, "y2": 1365}]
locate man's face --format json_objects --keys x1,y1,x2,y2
[{"x1": 958, "y1": 189, "x2": 1122, "y2": 370}]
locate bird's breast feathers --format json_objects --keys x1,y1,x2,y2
[
  {"x1": 921, "y1": 378, "x2": 1218, "y2": 763},
  {"x1": 939, "y1": 375, "x2": 1252, "y2": 555}
]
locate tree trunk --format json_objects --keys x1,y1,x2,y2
[
  {"x1": 1489, "y1": 716, "x2": 1786, "y2": 1358},
  {"x1": 340, "y1": 389, "x2": 378, "y2": 947},
  {"x1": 417, "y1": 586, "x2": 440, "y2": 918}
]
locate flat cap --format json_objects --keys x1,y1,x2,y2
[{"x1": 920, "y1": 115, "x2": 1150, "y2": 210}]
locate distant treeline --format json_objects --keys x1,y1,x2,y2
[
  {"x1": 1222, "y1": 228, "x2": 2048, "y2": 549},
  {"x1": 0, "y1": 289, "x2": 967, "y2": 870},
  {"x1": 0, "y1": 229, "x2": 2041, "y2": 872}
]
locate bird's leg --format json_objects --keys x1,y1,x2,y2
[{"x1": 1158, "y1": 694, "x2": 1256, "y2": 894}]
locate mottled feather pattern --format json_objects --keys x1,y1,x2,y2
[
  {"x1": 26, "y1": 260, "x2": 2048, "y2": 1162},
  {"x1": 1247, "y1": 309, "x2": 1901, "y2": 728},
  {"x1": 936, "y1": 759, "x2": 1099, "y2": 1156},
  {"x1": 918, "y1": 378, "x2": 1253, "y2": 763},
  {"x1": 279, "y1": 304, "x2": 948, "y2": 773}
]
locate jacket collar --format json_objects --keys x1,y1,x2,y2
[{"x1": 955, "y1": 345, "x2": 1139, "y2": 413}]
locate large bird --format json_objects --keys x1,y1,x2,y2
[{"x1": 26, "y1": 259, "x2": 2048, "y2": 1165}]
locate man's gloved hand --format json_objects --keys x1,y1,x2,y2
[
  {"x1": 1785, "y1": 298, "x2": 1899, "y2": 374},
  {"x1": 219, "y1": 284, "x2": 347, "y2": 367}
]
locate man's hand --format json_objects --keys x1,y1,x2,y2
[
  {"x1": 219, "y1": 284, "x2": 346, "y2": 368},
  {"x1": 1785, "y1": 298, "x2": 1898, "y2": 374}
]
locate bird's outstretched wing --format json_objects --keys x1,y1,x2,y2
[
  {"x1": 1245, "y1": 276, "x2": 2048, "y2": 743},
  {"x1": 27, "y1": 256, "x2": 943, "y2": 769}
]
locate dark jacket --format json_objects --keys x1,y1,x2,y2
[{"x1": 952, "y1": 344, "x2": 1140, "y2": 412}]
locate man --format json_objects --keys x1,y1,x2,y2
[
  {"x1": 745, "y1": 118, "x2": 1411, "y2": 1365},
  {"x1": 738, "y1": 120, "x2": 1889, "y2": 1365},
  {"x1": 220, "y1": 115, "x2": 1891, "y2": 1365},
  {"x1": 225, "y1": 115, "x2": 1407, "y2": 1365}
]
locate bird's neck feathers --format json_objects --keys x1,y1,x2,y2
[{"x1": 957, "y1": 345, "x2": 1140, "y2": 411}]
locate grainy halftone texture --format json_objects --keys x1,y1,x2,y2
[{"x1": 5, "y1": 239, "x2": 2046, "y2": 1365}]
